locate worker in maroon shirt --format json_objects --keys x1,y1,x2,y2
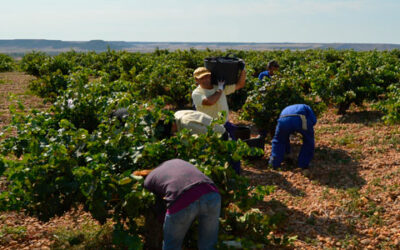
[{"x1": 134, "y1": 159, "x2": 221, "y2": 250}]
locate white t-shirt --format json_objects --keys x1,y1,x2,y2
[
  {"x1": 191, "y1": 84, "x2": 236, "y2": 122},
  {"x1": 174, "y1": 110, "x2": 226, "y2": 135}
]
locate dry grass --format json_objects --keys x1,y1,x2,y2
[{"x1": 235, "y1": 107, "x2": 400, "y2": 249}]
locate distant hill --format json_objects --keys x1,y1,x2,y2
[{"x1": 1, "y1": 39, "x2": 400, "y2": 56}]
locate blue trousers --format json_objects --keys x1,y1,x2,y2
[
  {"x1": 269, "y1": 116, "x2": 315, "y2": 169},
  {"x1": 224, "y1": 121, "x2": 238, "y2": 140},
  {"x1": 163, "y1": 192, "x2": 221, "y2": 250}
]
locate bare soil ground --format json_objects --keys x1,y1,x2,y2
[
  {"x1": 0, "y1": 72, "x2": 48, "y2": 130},
  {"x1": 0, "y1": 72, "x2": 399, "y2": 249},
  {"x1": 233, "y1": 108, "x2": 400, "y2": 249}
]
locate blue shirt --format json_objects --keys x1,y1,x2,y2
[
  {"x1": 280, "y1": 104, "x2": 317, "y2": 126},
  {"x1": 258, "y1": 70, "x2": 271, "y2": 80}
]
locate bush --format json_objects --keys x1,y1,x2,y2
[
  {"x1": 374, "y1": 83, "x2": 400, "y2": 124},
  {"x1": 132, "y1": 55, "x2": 194, "y2": 108},
  {"x1": 29, "y1": 70, "x2": 71, "y2": 102},
  {"x1": 310, "y1": 50, "x2": 400, "y2": 114},
  {"x1": 1, "y1": 72, "x2": 289, "y2": 247},
  {"x1": 20, "y1": 51, "x2": 48, "y2": 77},
  {"x1": 0, "y1": 54, "x2": 15, "y2": 72},
  {"x1": 242, "y1": 78, "x2": 323, "y2": 136}
]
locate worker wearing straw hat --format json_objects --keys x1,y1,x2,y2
[{"x1": 191, "y1": 67, "x2": 246, "y2": 140}]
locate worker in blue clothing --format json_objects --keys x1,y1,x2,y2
[
  {"x1": 269, "y1": 104, "x2": 317, "y2": 169},
  {"x1": 258, "y1": 60, "x2": 279, "y2": 81}
]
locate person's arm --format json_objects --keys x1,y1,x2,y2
[
  {"x1": 201, "y1": 80, "x2": 225, "y2": 106},
  {"x1": 258, "y1": 71, "x2": 265, "y2": 81},
  {"x1": 202, "y1": 90, "x2": 223, "y2": 106},
  {"x1": 154, "y1": 195, "x2": 167, "y2": 224},
  {"x1": 142, "y1": 173, "x2": 166, "y2": 223},
  {"x1": 235, "y1": 69, "x2": 246, "y2": 90},
  {"x1": 306, "y1": 106, "x2": 317, "y2": 126}
]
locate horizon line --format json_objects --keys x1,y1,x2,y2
[{"x1": 1, "y1": 39, "x2": 400, "y2": 45}]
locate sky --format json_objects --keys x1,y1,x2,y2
[{"x1": 1, "y1": 0, "x2": 400, "y2": 44}]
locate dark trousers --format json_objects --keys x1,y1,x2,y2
[{"x1": 224, "y1": 121, "x2": 241, "y2": 174}]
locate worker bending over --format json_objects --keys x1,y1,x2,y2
[
  {"x1": 269, "y1": 104, "x2": 317, "y2": 169},
  {"x1": 135, "y1": 159, "x2": 221, "y2": 250}
]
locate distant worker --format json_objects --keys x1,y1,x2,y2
[
  {"x1": 135, "y1": 159, "x2": 221, "y2": 250},
  {"x1": 191, "y1": 67, "x2": 246, "y2": 140},
  {"x1": 258, "y1": 60, "x2": 279, "y2": 81},
  {"x1": 269, "y1": 104, "x2": 317, "y2": 169}
]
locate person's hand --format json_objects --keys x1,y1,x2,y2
[
  {"x1": 133, "y1": 169, "x2": 153, "y2": 177},
  {"x1": 217, "y1": 80, "x2": 225, "y2": 90},
  {"x1": 239, "y1": 59, "x2": 245, "y2": 70}
]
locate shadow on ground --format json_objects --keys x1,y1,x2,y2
[
  {"x1": 338, "y1": 110, "x2": 383, "y2": 125},
  {"x1": 269, "y1": 144, "x2": 366, "y2": 190},
  {"x1": 243, "y1": 142, "x2": 366, "y2": 191},
  {"x1": 308, "y1": 145, "x2": 366, "y2": 189},
  {"x1": 242, "y1": 165, "x2": 306, "y2": 197},
  {"x1": 263, "y1": 199, "x2": 365, "y2": 246}
]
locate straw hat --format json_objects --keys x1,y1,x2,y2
[{"x1": 193, "y1": 67, "x2": 211, "y2": 79}]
